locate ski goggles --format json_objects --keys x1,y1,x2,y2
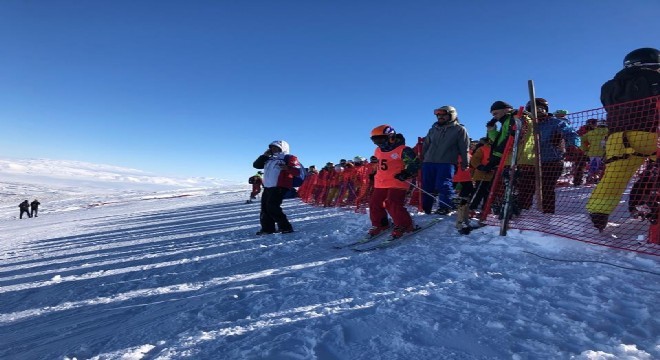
[{"x1": 625, "y1": 62, "x2": 660, "y2": 69}]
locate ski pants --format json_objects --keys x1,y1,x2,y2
[
  {"x1": 369, "y1": 187, "x2": 412, "y2": 229},
  {"x1": 421, "y1": 162, "x2": 455, "y2": 213},
  {"x1": 587, "y1": 131, "x2": 657, "y2": 215},
  {"x1": 470, "y1": 180, "x2": 491, "y2": 211},
  {"x1": 250, "y1": 184, "x2": 261, "y2": 199},
  {"x1": 20, "y1": 209, "x2": 31, "y2": 219},
  {"x1": 260, "y1": 187, "x2": 293, "y2": 233}
]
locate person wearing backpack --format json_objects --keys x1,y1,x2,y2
[
  {"x1": 253, "y1": 140, "x2": 302, "y2": 235},
  {"x1": 246, "y1": 171, "x2": 263, "y2": 204},
  {"x1": 587, "y1": 47, "x2": 660, "y2": 231}
]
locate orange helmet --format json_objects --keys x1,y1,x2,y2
[
  {"x1": 370, "y1": 125, "x2": 396, "y2": 145},
  {"x1": 370, "y1": 124, "x2": 395, "y2": 138}
]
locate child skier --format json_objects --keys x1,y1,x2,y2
[{"x1": 368, "y1": 124, "x2": 421, "y2": 238}]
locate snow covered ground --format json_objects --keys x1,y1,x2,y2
[{"x1": 0, "y1": 159, "x2": 658, "y2": 360}]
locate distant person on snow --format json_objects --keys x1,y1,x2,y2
[
  {"x1": 30, "y1": 199, "x2": 41, "y2": 217},
  {"x1": 247, "y1": 171, "x2": 264, "y2": 203},
  {"x1": 19, "y1": 200, "x2": 31, "y2": 219},
  {"x1": 253, "y1": 140, "x2": 303, "y2": 235}
]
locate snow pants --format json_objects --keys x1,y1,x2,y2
[
  {"x1": 260, "y1": 187, "x2": 293, "y2": 233},
  {"x1": 369, "y1": 187, "x2": 412, "y2": 229},
  {"x1": 587, "y1": 131, "x2": 657, "y2": 215},
  {"x1": 421, "y1": 162, "x2": 455, "y2": 213}
]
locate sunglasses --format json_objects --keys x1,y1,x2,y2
[{"x1": 434, "y1": 110, "x2": 449, "y2": 116}]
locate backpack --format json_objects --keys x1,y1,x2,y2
[
  {"x1": 601, "y1": 76, "x2": 655, "y2": 106},
  {"x1": 284, "y1": 154, "x2": 306, "y2": 187},
  {"x1": 600, "y1": 69, "x2": 660, "y2": 133}
]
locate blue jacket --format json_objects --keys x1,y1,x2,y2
[{"x1": 537, "y1": 116, "x2": 579, "y2": 163}]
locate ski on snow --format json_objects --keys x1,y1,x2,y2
[
  {"x1": 332, "y1": 226, "x2": 393, "y2": 249},
  {"x1": 351, "y1": 218, "x2": 442, "y2": 252}
]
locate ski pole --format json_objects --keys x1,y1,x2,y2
[{"x1": 405, "y1": 180, "x2": 454, "y2": 209}]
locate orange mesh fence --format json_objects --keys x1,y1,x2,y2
[{"x1": 297, "y1": 96, "x2": 659, "y2": 256}]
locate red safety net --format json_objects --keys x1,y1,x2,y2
[
  {"x1": 297, "y1": 96, "x2": 660, "y2": 257},
  {"x1": 485, "y1": 96, "x2": 660, "y2": 255}
]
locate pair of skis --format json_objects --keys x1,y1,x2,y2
[{"x1": 334, "y1": 218, "x2": 442, "y2": 252}]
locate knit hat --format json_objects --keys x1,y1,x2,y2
[{"x1": 490, "y1": 101, "x2": 513, "y2": 112}]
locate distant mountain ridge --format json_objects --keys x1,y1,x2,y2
[{"x1": 0, "y1": 157, "x2": 237, "y2": 189}]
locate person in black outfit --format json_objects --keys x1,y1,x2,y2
[
  {"x1": 253, "y1": 140, "x2": 303, "y2": 235},
  {"x1": 19, "y1": 200, "x2": 31, "y2": 219},
  {"x1": 30, "y1": 199, "x2": 41, "y2": 217}
]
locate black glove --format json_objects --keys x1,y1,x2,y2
[
  {"x1": 476, "y1": 164, "x2": 493, "y2": 172},
  {"x1": 394, "y1": 171, "x2": 412, "y2": 181},
  {"x1": 486, "y1": 118, "x2": 498, "y2": 127},
  {"x1": 477, "y1": 155, "x2": 501, "y2": 172}
]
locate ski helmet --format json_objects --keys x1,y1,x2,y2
[
  {"x1": 623, "y1": 47, "x2": 660, "y2": 69},
  {"x1": 434, "y1": 106, "x2": 458, "y2": 122},
  {"x1": 370, "y1": 125, "x2": 396, "y2": 145},
  {"x1": 525, "y1": 98, "x2": 549, "y2": 112}
]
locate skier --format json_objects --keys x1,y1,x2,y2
[
  {"x1": 453, "y1": 153, "x2": 475, "y2": 234},
  {"x1": 253, "y1": 140, "x2": 303, "y2": 235},
  {"x1": 368, "y1": 124, "x2": 421, "y2": 238},
  {"x1": 469, "y1": 137, "x2": 494, "y2": 215},
  {"x1": 579, "y1": 119, "x2": 608, "y2": 184},
  {"x1": 30, "y1": 199, "x2": 41, "y2": 217},
  {"x1": 421, "y1": 105, "x2": 470, "y2": 215},
  {"x1": 587, "y1": 47, "x2": 660, "y2": 231},
  {"x1": 483, "y1": 101, "x2": 536, "y2": 213},
  {"x1": 526, "y1": 98, "x2": 579, "y2": 213},
  {"x1": 246, "y1": 171, "x2": 263, "y2": 203},
  {"x1": 19, "y1": 200, "x2": 31, "y2": 219}
]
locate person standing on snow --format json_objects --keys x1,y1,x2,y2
[
  {"x1": 526, "y1": 98, "x2": 580, "y2": 214},
  {"x1": 30, "y1": 199, "x2": 41, "y2": 217},
  {"x1": 367, "y1": 125, "x2": 421, "y2": 238},
  {"x1": 587, "y1": 47, "x2": 660, "y2": 231},
  {"x1": 19, "y1": 200, "x2": 31, "y2": 219},
  {"x1": 253, "y1": 140, "x2": 302, "y2": 235},
  {"x1": 579, "y1": 119, "x2": 608, "y2": 184},
  {"x1": 421, "y1": 105, "x2": 470, "y2": 215},
  {"x1": 247, "y1": 171, "x2": 264, "y2": 203}
]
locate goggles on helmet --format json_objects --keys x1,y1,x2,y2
[
  {"x1": 371, "y1": 135, "x2": 389, "y2": 145},
  {"x1": 625, "y1": 61, "x2": 660, "y2": 69}
]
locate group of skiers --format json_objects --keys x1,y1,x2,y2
[
  {"x1": 18, "y1": 199, "x2": 40, "y2": 219},
  {"x1": 249, "y1": 47, "x2": 660, "y2": 237}
]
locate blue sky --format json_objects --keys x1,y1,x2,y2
[{"x1": 1, "y1": 1, "x2": 658, "y2": 182}]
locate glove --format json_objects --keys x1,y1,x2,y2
[
  {"x1": 486, "y1": 118, "x2": 498, "y2": 128},
  {"x1": 477, "y1": 155, "x2": 501, "y2": 172},
  {"x1": 476, "y1": 164, "x2": 494, "y2": 172},
  {"x1": 394, "y1": 171, "x2": 413, "y2": 181}
]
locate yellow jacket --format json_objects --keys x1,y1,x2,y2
[{"x1": 580, "y1": 126, "x2": 608, "y2": 158}]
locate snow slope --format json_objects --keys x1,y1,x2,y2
[{"x1": 0, "y1": 159, "x2": 658, "y2": 360}]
